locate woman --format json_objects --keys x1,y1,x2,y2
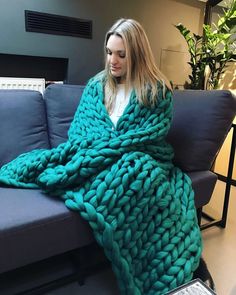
[
  {"x1": 101, "y1": 18, "x2": 172, "y2": 125},
  {"x1": 0, "y1": 19, "x2": 202, "y2": 295}
]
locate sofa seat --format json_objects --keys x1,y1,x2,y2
[
  {"x1": 0, "y1": 187, "x2": 94, "y2": 274},
  {"x1": 0, "y1": 170, "x2": 216, "y2": 276}
]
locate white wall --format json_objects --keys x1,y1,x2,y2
[{"x1": 113, "y1": 0, "x2": 205, "y2": 88}]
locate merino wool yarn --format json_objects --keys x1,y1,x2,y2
[{"x1": 0, "y1": 77, "x2": 202, "y2": 294}]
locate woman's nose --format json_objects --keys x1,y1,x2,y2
[{"x1": 110, "y1": 54, "x2": 118, "y2": 64}]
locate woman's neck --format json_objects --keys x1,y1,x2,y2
[{"x1": 116, "y1": 76, "x2": 125, "y2": 84}]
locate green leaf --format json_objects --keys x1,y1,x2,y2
[{"x1": 174, "y1": 3, "x2": 236, "y2": 90}]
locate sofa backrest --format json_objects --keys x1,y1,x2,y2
[
  {"x1": 0, "y1": 90, "x2": 50, "y2": 167},
  {"x1": 1, "y1": 85, "x2": 235, "y2": 175},
  {"x1": 44, "y1": 84, "x2": 85, "y2": 148},
  {"x1": 45, "y1": 85, "x2": 236, "y2": 173},
  {"x1": 167, "y1": 89, "x2": 236, "y2": 172}
]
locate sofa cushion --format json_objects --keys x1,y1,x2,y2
[
  {"x1": 44, "y1": 84, "x2": 85, "y2": 148},
  {"x1": 168, "y1": 90, "x2": 236, "y2": 172},
  {"x1": 0, "y1": 187, "x2": 94, "y2": 274},
  {"x1": 0, "y1": 90, "x2": 50, "y2": 168}
]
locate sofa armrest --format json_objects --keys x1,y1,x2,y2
[
  {"x1": 0, "y1": 90, "x2": 50, "y2": 167},
  {"x1": 167, "y1": 90, "x2": 236, "y2": 172}
]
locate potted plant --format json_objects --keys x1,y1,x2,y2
[{"x1": 175, "y1": 0, "x2": 236, "y2": 90}]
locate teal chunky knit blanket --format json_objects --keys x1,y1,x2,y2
[{"x1": 0, "y1": 77, "x2": 202, "y2": 294}]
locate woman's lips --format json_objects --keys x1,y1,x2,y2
[{"x1": 111, "y1": 67, "x2": 120, "y2": 71}]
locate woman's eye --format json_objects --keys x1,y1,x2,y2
[
  {"x1": 106, "y1": 49, "x2": 112, "y2": 55},
  {"x1": 119, "y1": 51, "x2": 126, "y2": 58}
]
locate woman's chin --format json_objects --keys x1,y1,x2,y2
[{"x1": 111, "y1": 71, "x2": 120, "y2": 78}]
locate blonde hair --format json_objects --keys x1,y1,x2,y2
[{"x1": 103, "y1": 18, "x2": 172, "y2": 112}]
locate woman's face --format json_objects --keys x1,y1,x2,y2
[{"x1": 106, "y1": 34, "x2": 127, "y2": 83}]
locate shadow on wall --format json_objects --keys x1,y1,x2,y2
[
  {"x1": 159, "y1": 44, "x2": 191, "y2": 89},
  {"x1": 219, "y1": 63, "x2": 236, "y2": 90},
  {"x1": 171, "y1": 0, "x2": 205, "y2": 34},
  {"x1": 170, "y1": 0, "x2": 205, "y2": 9},
  {"x1": 230, "y1": 285, "x2": 236, "y2": 295}
]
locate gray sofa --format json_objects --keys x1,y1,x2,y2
[{"x1": 0, "y1": 84, "x2": 235, "y2": 294}]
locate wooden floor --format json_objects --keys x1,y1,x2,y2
[
  {"x1": 44, "y1": 180, "x2": 236, "y2": 295},
  {"x1": 202, "y1": 180, "x2": 236, "y2": 295}
]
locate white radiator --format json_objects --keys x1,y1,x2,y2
[{"x1": 0, "y1": 77, "x2": 45, "y2": 94}]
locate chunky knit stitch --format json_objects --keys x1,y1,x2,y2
[{"x1": 0, "y1": 77, "x2": 202, "y2": 294}]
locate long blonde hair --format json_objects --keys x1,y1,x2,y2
[{"x1": 103, "y1": 18, "x2": 172, "y2": 112}]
